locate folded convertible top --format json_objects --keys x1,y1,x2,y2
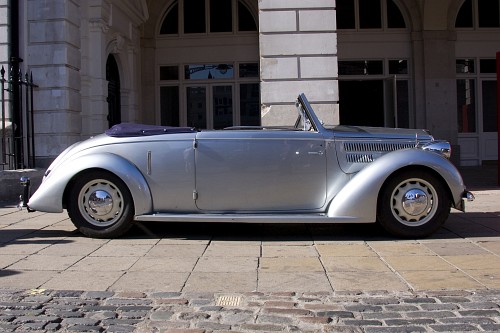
[{"x1": 105, "y1": 123, "x2": 196, "y2": 137}]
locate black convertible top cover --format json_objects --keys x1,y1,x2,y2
[{"x1": 105, "y1": 123, "x2": 196, "y2": 137}]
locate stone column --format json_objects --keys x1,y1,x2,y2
[{"x1": 259, "y1": 0, "x2": 338, "y2": 126}]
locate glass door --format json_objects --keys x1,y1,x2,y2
[
  {"x1": 212, "y1": 85, "x2": 233, "y2": 129},
  {"x1": 186, "y1": 86, "x2": 207, "y2": 129},
  {"x1": 186, "y1": 84, "x2": 234, "y2": 129}
]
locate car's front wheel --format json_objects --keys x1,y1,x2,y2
[
  {"x1": 67, "y1": 170, "x2": 134, "y2": 238},
  {"x1": 377, "y1": 170, "x2": 450, "y2": 238}
]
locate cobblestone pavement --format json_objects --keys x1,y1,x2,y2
[
  {"x1": 1, "y1": 288, "x2": 499, "y2": 332},
  {"x1": 0, "y1": 166, "x2": 499, "y2": 332}
]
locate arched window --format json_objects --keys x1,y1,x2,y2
[
  {"x1": 456, "y1": 0, "x2": 500, "y2": 28},
  {"x1": 160, "y1": 2, "x2": 178, "y2": 34},
  {"x1": 336, "y1": 0, "x2": 407, "y2": 30},
  {"x1": 160, "y1": 0, "x2": 257, "y2": 35},
  {"x1": 106, "y1": 55, "x2": 121, "y2": 128}
]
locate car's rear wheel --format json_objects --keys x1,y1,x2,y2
[
  {"x1": 377, "y1": 170, "x2": 450, "y2": 238},
  {"x1": 67, "y1": 170, "x2": 134, "y2": 238}
]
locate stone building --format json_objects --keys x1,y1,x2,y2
[{"x1": 0, "y1": 0, "x2": 498, "y2": 167}]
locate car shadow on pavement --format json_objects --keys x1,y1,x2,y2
[
  {"x1": 0, "y1": 269, "x2": 22, "y2": 278},
  {"x1": 129, "y1": 211, "x2": 500, "y2": 242}
]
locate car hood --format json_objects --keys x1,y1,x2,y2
[
  {"x1": 327, "y1": 126, "x2": 437, "y2": 174},
  {"x1": 328, "y1": 125, "x2": 434, "y2": 140}
]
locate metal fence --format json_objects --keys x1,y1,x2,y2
[{"x1": 1, "y1": 65, "x2": 37, "y2": 170}]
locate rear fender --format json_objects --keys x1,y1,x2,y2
[
  {"x1": 327, "y1": 149, "x2": 466, "y2": 221},
  {"x1": 28, "y1": 153, "x2": 152, "y2": 215}
]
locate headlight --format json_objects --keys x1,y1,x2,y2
[{"x1": 420, "y1": 141, "x2": 451, "y2": 159}]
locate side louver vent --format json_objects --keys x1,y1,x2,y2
[
  {"x1": 343, "y1": 142, "x2": 414, "y2": 164},
  {"x1": 346, "y1": 153, "x2": 374, "y2": 163},
  {"x1": 338, "y1": 140, "x2": 417, "y2": 173},
  {"x1": 344, "y1": 142, "x2": 414, "y2": 153}
]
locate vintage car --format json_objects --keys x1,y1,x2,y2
[{"x1": 27, "y1": 94, "x2": 474, "y2": 238}]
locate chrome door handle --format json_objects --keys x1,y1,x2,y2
[{"x1": 308, "y1": 151, "x2": 324, "y2": 155}]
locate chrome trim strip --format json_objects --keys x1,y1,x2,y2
[
  {"x1": 135, "y1": 213, "x2": 368, "y2": 224},
  {"x1": 147, "y1": 150, "x2": 152, "y2": 175}
]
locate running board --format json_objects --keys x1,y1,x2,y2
[{"x1": 134, "y1": 213, "x2": 363, "y2": 224}]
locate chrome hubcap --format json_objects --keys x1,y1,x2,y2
[
  {"x1": 78, "y1": 179, "x2": 123, "y2": 227},
  {"x1": 391, "y1": 178, "x2": 437, "y2": 227},
  {"x1": 88, "y1": 190, "x2": 113, "y2": 216},
  {"x1": 402, "y1": 188, "x2": 428, "y2": 216}
]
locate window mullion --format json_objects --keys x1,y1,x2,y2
[
  {"x1": 233, "y1": 0, "x2": 238, "y2": 34},
  {"x1": 179, "y1": 0, "x2": 184, "y2": 35},
  {"x1": 382, "y1": 0, "x2": 388, "y2": 30},
  {"x1": 355, "y1": 0, "x2": 360, "y2": 30},
  {"x1": 474, "y1": 0, "x2": 479, "y2": 29},
  {"x1": 206, "y1": 0, "x2": 210, "y2": 34}
]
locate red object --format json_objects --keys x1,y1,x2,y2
[{"x1": 497, "y1": 52, "x2": 500, "y2": 186}]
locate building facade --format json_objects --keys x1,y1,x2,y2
[{"x1": 0, "y1": 0, "x2": 498, "y2": 167}]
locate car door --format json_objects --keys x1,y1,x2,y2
[
  {"x1": 142, "y1": 134, "x2": 197, "y2": 212},
  {"x1": 194, "y1": 130, "x2": 327, "y2": 212}
]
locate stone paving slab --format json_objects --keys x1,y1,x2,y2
[{"x1": 0, "y1": 189, "x2": 499, "y2": 294}]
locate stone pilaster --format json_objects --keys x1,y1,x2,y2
[
  {"x1": 27, "y1": 0, "x2": 82, "y2": 167},
  {"x1": 411, "y1": 28, "x2": 459, "y2": 166},
  {"x1": 259, "y1": 0, "x2": 338, "y2": 126}
]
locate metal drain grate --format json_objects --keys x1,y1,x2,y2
[{"x1": 216, "y1": 295, "x2": 242, "y2": 306}]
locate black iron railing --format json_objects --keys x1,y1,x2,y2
[{"x1": 1, "y1": 66, "x2": 37, "y2": 170}]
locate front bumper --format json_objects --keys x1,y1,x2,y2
[{"x1": 457, "y1": 190, "x2": 475, "y2": 212}]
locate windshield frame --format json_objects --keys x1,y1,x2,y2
[{"x1": 295, "y1": 93, "x2": 327, "y2": 134}]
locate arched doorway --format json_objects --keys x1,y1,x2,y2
[
  {"x1": 106, "y1": 55, "x2": 121, "y2": 128},
  {"x1": 156, "y1": 0, "x2": 259, "y2": 129},
  {"x1": 337, "y1": 0, "x2": 411, "y2": 128}
]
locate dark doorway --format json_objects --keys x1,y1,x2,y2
[
  {"x1": 106, "y1": 55, "x2": 121, "y2": 128},
  {"x1": 339, "y1": 80, "x2": 384, "y2": 127}
]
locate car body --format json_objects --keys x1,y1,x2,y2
[{"x1": 28, "y1": 94, "x2": 474, "y2": 238}]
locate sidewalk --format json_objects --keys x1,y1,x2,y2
[
  {"x1": 0, "y1": 166, "x2": 499, "y2": 332},
  {"x1": 0, "y1": 187, "x2": 499, "y2": 293}
]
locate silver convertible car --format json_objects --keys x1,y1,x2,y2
[{"x1": 28, "y1": 94, "x2": 474, "y2": 238}]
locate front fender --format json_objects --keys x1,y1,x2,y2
[
  {"x1": 28, "y1": 153, "x2": 152, "y2": 215},
  {"x1": 327, "y1": 149, "x2": 466, "y2": 221}
]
